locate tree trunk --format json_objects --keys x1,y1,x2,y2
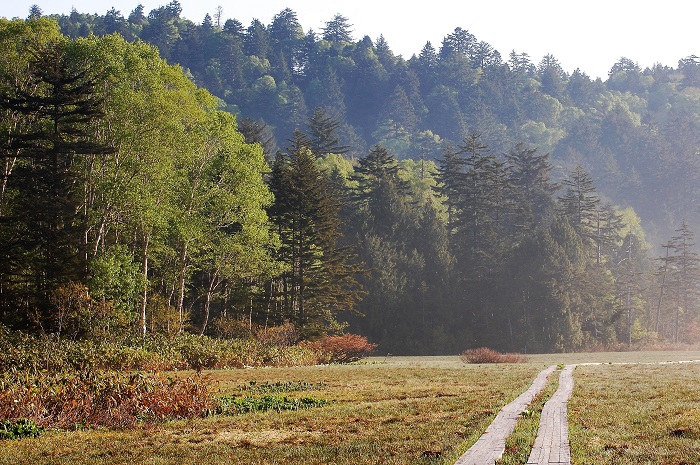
[{"x1": 140, "y1": 233, "x2": 150, "y2": 337}]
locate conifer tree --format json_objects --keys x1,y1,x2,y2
[
  {"x1": 267, "y1": 131, "x2": 363, "y2": 337},
  {"x1": 306, "y1": 107, "x2": 349, "y2": 156},
  {"x1": 505, "y1": 142, "x2": 558, "y2": 233},
  {"x1": 452, "y1": 133, "x2": 514, "y2": 277},
  {"x1": 558, "y1": 165, "x2": 600, "y2": 244},
  {"x1": 659, "y1": 220, "x2": 700, "y2": 342},
  {"x1": 0, "y1": 38, "x2": 113, "y2": 326}
]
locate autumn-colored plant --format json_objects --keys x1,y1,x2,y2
[
  {"x1": 0, "y1": 370, "x2": 213, "y2": 429},
  {"x1": 306, "y1": 334, "x2": 378, "y2": 363},
  {"x1": 460, "y1": 347, "x2": 528, "y2": 364},
  {"x1": 255, "y1": 322, "x2": 300, "y2": 347}
]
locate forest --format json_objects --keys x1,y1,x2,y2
[{"x1": 2, "y1": 3, "x2": 700, "y2": 355}]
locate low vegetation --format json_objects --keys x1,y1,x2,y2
[
  {"x1": 0, "y1": 419, "x2": 44, "y2": 440},
  {"x1": 460, "y1": 347, "x2": 529, "y2": 364},
  {"x1": 0, "y1": 370, "x2": 212, "y2": 430},
  {"x1": 569, "y1": 362, "x2": 700, "y2": 464},
  {"x1": 0, "y1": 358, "x2": 542, "y2": 464},
  {"x1": 0, "y1": 324, "x2": 377, "y2": 438}
]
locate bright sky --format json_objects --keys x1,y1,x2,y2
[{"x1": 2, "y1": 0, "x2": 697, "y2": 80}]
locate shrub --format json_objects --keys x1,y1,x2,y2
[
  {"x1": 0, "y1": 370, "x2": 213, "y2": 429},
  {"x1": 306, "y1": 334, "x2": 378, "y2": 364},
  {"x1": 460, "y1": 347, "x2": 528, "y2": 364},
  {"x1": 255, "y1": 322, "x2": 300, "y2": 347},
  {"x1": 0, "y1": 419, "x2": 44, "y2": 440}
]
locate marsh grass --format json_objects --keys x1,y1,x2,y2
[
  {"x1": 569, "y1": 361, "x2": 700, "y2": 464},
  {"x1": 0, "y1": 359, "x2": 542, "y2": 465},
  {"x1": 3, "y1": 353, "x2": 700, "y2": 465}
]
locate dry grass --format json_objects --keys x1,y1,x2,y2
[
  {"x1": 0, "y1": 358, "x2": 543, "y2": 465},
  {"x1": 3, "y1": 352, "x2": 700, "y2": 465},
  {"x1": 460, "y1": 347, "x2": 529, "y2": 364},
  {"x1": 569, "y1": 361, "x2": 700, "y2": 464}
]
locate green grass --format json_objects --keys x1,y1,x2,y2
[{"x1": 569, "y1": 361, "x2": 700, "y2": 464}]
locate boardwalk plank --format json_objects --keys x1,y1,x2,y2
[
  {"x1": 526, "y1": 364, "x2": 575, "y2": 465},
  {"x1": 453, "y1": 365, "x2": 555, "y2": 465}
]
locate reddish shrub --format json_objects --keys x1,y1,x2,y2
[
  {"x1": 460, "y1": 347, "x2": 528, "y2": 364},
  {"x1": 0, "y1": 371, "x2": 213, "y2": 429},
  {"x1": 306, "y1": 334, "x2": 378, "y2": 364}
]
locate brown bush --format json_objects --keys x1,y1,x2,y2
[
  {"x1": 460, "y1": 347, "x2": 528, "y2": 364},
  {"x1": 255, "y1": 322, "x2": 300, "y2": 347},
  {"x1": 306, "y1": 334, "x2": 378, "y2": 364},
  {"x1": 0, "y1": 371, "x2": 213, "y2": 429}
]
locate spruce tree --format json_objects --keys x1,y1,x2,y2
[
  {"x1": 305, "y1": 107, "x2": 349, "y2": 156},
  {"x1": 267, "y1": 131, "x2": 363, "y2": 337},
  {"x1": 505, "y1": 142, "x2": 558, "y2": 233},
  {"x1": 0, "y1": 38, "x2": 112, "y2": 327}
]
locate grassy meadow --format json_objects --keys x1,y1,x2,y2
[{"x1": 1, "y1": 352, "x2": 699, "y2": 464}]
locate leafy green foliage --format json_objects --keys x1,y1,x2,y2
[
  {"x1": 215, "y1": 394, "x2": 330, "y2": 415},
  {"x1": 235, "y1": 380, "x2": 326, "y2": 394},
  {"x1": 0, "y1": 419, "x2": 44, "y2": 440}
]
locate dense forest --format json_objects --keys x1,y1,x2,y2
[{"x1": 2, "y1": 4, "x2": 700, "y2": 354}]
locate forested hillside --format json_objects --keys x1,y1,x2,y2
[
  {"x1": 2, "y1": 4, "x2": 700, "y2": 353},
  {"x1": 39, "y1": 2, "x2": 700, "y2": 244}
]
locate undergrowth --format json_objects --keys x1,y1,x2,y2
[
  {"x1": 235, "y1": 380, "x2": 326, "y2": 394},
  {"x1": 0, "y1": 325, "x2": 377, "y2": 375},
  {"x1": 0, "y1": 370, "x2": 212, "y2": 429},
  {"x1": 461, "y1": 347, "x2": 529, "y2": 364},
  {"x1": 215, "y1": 394, "x2": 330, "y2": 414},
  {"x1": 0, "y1": 418, "x2": 44, "y2": 440}
]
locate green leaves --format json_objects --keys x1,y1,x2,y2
[
  {"x1": 0, "y1": 419, "x2": 44, "y2": 440},
  {"x1": 216, "y1": 394, "x2": 330, "y2": 415}
]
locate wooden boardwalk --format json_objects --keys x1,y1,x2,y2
[
  {"x1": 453, "y1": 365, "x2": 556, "y2": 465},
  {"x1": 526, "y1": 364, "x2": 575, "y2": 465}
]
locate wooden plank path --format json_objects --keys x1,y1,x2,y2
[
  {"x1": 526, "y1": 364, "x2": 575, "y2": 465},
  {"x1": 453, "y1": 365, "x2": 556, "y2": 465}
]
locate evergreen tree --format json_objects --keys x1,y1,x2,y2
[
  {"x1": 558, "y1": 165, "x2": 600, "y2": 244},
  {"x1": 451, "y1": 133, "x2": 514, "y2": 277},
  {"x1": 267, "y1": 131, "x2": 363, "y2": 337},
  {"x1": 244, "y1": 19, "x2": 269, "y2": 58},
  {"x1": 322, "y1": 14, "x2": 353, "y2": 44},
  {"x1": 351, "y1": 145, "x2": 410, "y2": 238},
  {"x1": 505, "y1": 142, "x2": 558, "y2": 233},
  {"x1": 659, "y1": 220, "x2": 700, "y2": 342},
  {"x1": 306, "y1": 107, "x2": 349, "y2": 156},
  {"x1": 0, "y1": 37, "x2": 113, "y2": 327}
]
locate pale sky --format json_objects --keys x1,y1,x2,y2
[{"x1": 2, "y1": 0, "x2": 697, "y2": 80}]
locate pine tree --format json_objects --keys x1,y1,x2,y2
[
  {"x1": 305, "y1": 107, "x2": 349, "y2": 156},
  {"x1": 452, "y1": 133, "x2": 514, "y2": 277},
  {"x1": 0, "y1": 39, "x2": 112, "y2": 326},
  {"x1": 322, "y1": 14, "x2": 353, "y2": 44},
  {"x1": 267, "y1": 131, "x2": 363, "y2": 337},
  {"x1": 558, "y1": 165, "x2": 600, "y2": 244},
  {"x1": 661, "y1": 220, "x2": 700, "y2": 342},
  {"x1": 351, "y1": 145, "x2": 411, "y2": 238},
  {"x1": 505, "y1": 142, "x2": 558, "y2": 233}
]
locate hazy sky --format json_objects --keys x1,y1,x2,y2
[{"x1": 2, "y1": 1, "x2": 697, "y2": 80}]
